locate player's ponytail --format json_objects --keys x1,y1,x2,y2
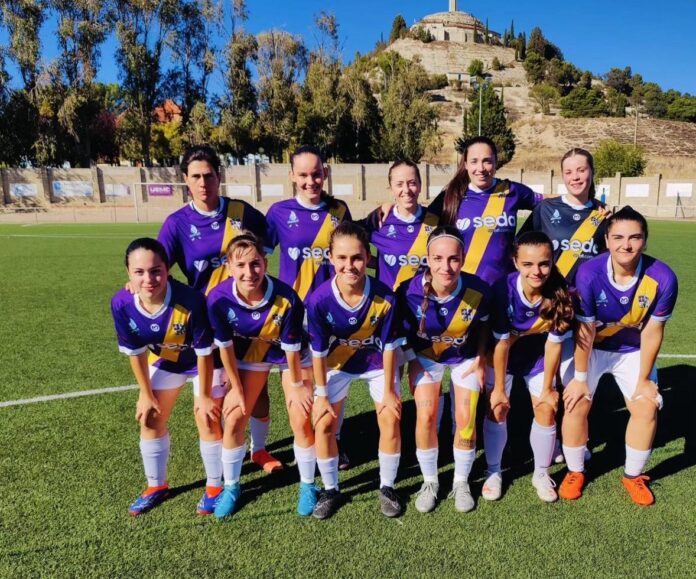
[{"x1": 419, "y1": 267, "x2": 433, "y2": 336}]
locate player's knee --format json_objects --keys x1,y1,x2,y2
[
  {"x1": 534, "y1": 405, "x2": 555, "y2": 426},
  {"x1": 629, "y1": 397, "x2": 657, "y2": 422}
]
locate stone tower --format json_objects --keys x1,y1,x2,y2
[{"x1": 449, "y1": 0, "x2": 457, "y2": 11}]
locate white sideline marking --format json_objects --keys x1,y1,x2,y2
[
  {"x1": 1, "y1": 234, "x2": 145, "y2": 239},
  {"x1": 0, "y1": 356, "x2": 692, "y2": 409}
]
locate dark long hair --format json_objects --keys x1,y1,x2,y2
[
  {"x1": 125, "y1": 237, "x2": 170, "y2": 269},
  {"x1": 329, "y1": 221, "x2": 371, "y2": 256},
  {"x1": 419, "y1": 226, "x2": 465, "y2": 334},
  {"x1": 442, "y1": 136, "x2": 498, "y2": 226},
  {"x1": 606, "y1": 206, "x2": 649, "y2": 240},
  {"x1": 561, "y1": 148, "x2": 596, "y2": 201},
  {"x1": 513, "y1": 231, "x2": 574, "y2": 334},
  {"x1": 290, "y1": 145, "x2": 338, "y2": 209},
  {"x1": 180, "y1": 144, "x2": 221, "y2": 176}
]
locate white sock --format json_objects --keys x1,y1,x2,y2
[
  {"x1": 336, "y1": 404, "x2": 346, "y2": 440},
  {"x1": 453, "y1": 447, "x2": 475, "y2": 483},
  {"x1": 139, "y1": 435, "x2": 170, "y2": 487},
  {"x1": 221, "y1": 443, "x2": 247, "y2": 485},
  {"x1": 563, "y1": 444, "x2": 586, "y2": 473},
  {"x1": 317, "y1": 456, "x2": 339, "y2": 490},
  {"x1": 625, "y1": 445, "x2": 652, "y2": 477},
  {"x1": 378, "y1": 451, "x2": 401, "y2": 488},
  {"x1": 249, "y1": 416, "x2": 270, "y2": 454},
  {"x1": 293, "y1": 443, "x2": 317, "y2": 484},
  {"x1": 436, "y1": 394, "x2": 445, "y2": 433},
  {"x1": 530, "y1": 421, "x2": 556, "y2": 476},
  {"x1": 416, "y1": 447, "x2": 439, "y2": 483},
  {"x1": 199, "y1": 439, "x2": 223, "y2": 487},
  {"x1": 483, "y1": 417, "x2": 507, "y2": 474}
]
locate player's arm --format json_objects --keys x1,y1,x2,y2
[
  {"x1": 563, "y1": 321, "x2": 595, "y2": 412},
  {"x1": 219, "y1": 344, "x2": 245, "y2": 417}
]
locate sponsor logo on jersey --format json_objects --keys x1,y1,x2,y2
[
  {"x1": 211, "y1": 221, "x2": 220, "y2": 231},
  {"x1": 287, "y1": 211, "x2": 300, "y2": 227},
  {"x1": 128, "y1": 318, "x2": 140, "y2": 334},
  {"x1": 387, "y1": 225, "x2": 397, "y2": 238},
  {"x1": 252, "y1": 312, "x2": 261, "y2": 320},
  {"x1": 417, "y1": 331, "x2": 468, "y2": 345},
  {"x1": 311, "y1": 212, "x2": 319, "y2": 221},
  {"x1": 383, "y1": 254, "x2": 427, "y2": 267},
  {"x1": 290, "y1": 247, "x2": 331, "y2": 261},
  {"x1": 439, "y1": 307, "x2": 448, "y2": 316},
  {"x1": 638, "y1": 294, "x2": 651, "y2": 309},
  {"x1": 526, "y1": 310, "x2": 535, "y2": 318},
  {"x1": 157, "y1": 343, "x2": 188, "y2": 352},
  {"x1": 348, "y1": 316, "x2": 358, "y2": 325},
  {"x1": 227, "y1": 308, "x2": 238, "y2": 324},
  {"x1": 550, "y1": 209, "x2": 562, "y2": 224},
  {"x1": 150, "y1": 324, "x2": 160, "y2": 332},
  {"x1": 620, "y1": 296, "x2": 629, "y2": 305},
  {"x1": 173, "y1": 323, "x2": 185, "y2": 336},
  {"x1": 407, "y1": 225, "x2": 415, "y2": 233},
  {"x1": 288, "y1": 247, "x2": 301, "y2": 261},
  {"x1": 456, "y1": 212, "x2": 516, "y2": 232},
  {"x1": 334, "y1": 335, "x2": 382, "y2": 349},
  {"x1": 189, "y1": 224, "x2": 201, "y2": 241},
  {"x1": 194, "y1": 260, "x2": 208, "y2": 272},
  {"x1": 596, "y1": 290, "x2": 609, "y2": 307},
  {"x1": 573, "y1": 213, "x2": 581, "y2": 221},
  {"x1": 552, "y1": 238, "x2": 599, "y2": 254}
]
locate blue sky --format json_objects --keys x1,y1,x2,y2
[{"x1": 4, "y1": 0, "x2": 695, "y2": 95}]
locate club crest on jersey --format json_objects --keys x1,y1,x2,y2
[
  {"x1": 230, "y1": 217, "x2": 242, "y2": 230},
  {"x1": 591, "y1": 216, "x2": 601, "y2": 227},
  {"x1": 326, "y1": 312, "x2": 335, "y2": 325},
  {"x1": 288, "y1": 247, "x2": 301, "y2": 261},
  {"x1": 272, "y1": 314, "x2": 283, "y2": 327},
  {"x1": 189, "y1": 224, "x2": 201, "y2": 241},
  {"x1": 460, "y1": 308, "x2": 473, "y2": 321},
  {"x1": 550, "y1": 210, "x2": 562, "y2": 224},
  {"x1": 173, "y1": 323, "x2": 185, "y2": 336},
  {"x1": 150, "y1": 324, "x2": 160, "y2": 332},
  {"x1": 425, "y1": 225, "x2": 434, "y2": 234},
  {"x1": 387, "y1": 225, "x2": 397, "y2": 238},
  {"x1": 370, "y1": 315, "x2": 381, "y2": 327},
  {"x1": 287, "y1": 211, "x2": 300, "y2": 227},
  {"x1": 596, "y1": 290, "x2": 609, "y2": 307},
  {"x1": 128, "y1": 318, "x2": 140, "y2": 335},
  {"x1": 194, "y1": 260, "x2": 208, "y2": 272},
  {"x1": 638, "y1": 295, "x2": 651, "y2": 309},
  {"x1": 227, "y1": 308, "x2": 238, "y2": 325},
  {"x1": 330, "y1": 215, "x2": 340, "y2": 227},
  {"x1": 311, "y1": 212, "x2": 319, "y2": 221},
  {"x1": 211, "y1": 221, "x2": 220, "y2": 231},
  {"x1": 348, "y1": 316, "x2": 358, "y2": 325}
]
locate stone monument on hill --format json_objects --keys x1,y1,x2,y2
[{"x1": 413, "y1": 1, "x2": 500, "y2": 45}]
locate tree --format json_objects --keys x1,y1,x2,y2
[
  {"x1": 604, "y1": 66, "x2": 633, "y2": 96},
  {"x1": 593, "y1": 140, "x2": 645, "y2": 178},
  {"x1": 467, "y1": 59, "x2": 484, "y2": 79},
  {"x1": 527, "y1": 26, "x2": 562, "y2": 61},
  {"x1": 667, "y1": 95, "x2": 696, "y2": 123},
  {"x1": 605, "y1": 87, "x2": 627, "y2": 117},
  {"x1": 560, "y1": 86, "x2": 609, "y2": 118},
  {"x1": 182, "y1": 100, "x2": 213, "y2": 146},
  {"x1": 388, "y1": 15, "x2": 408, "y2": 44},
  {"x1": 529, "y1": 83, "x2": 560, "y2": 114},
  {"x1": 517, "y1": 32, "x2": 526, "y2": 61},
  {"x1": 0, "y1": 0, "x2": 45, "y2": 91},
  {"x1": 491, "y1": 57, "x2": 502, "y2": 71},
  {"x1": 458, "y1": 83, "x2": 515, "y2": 166},
  {"x1": 545, "y1": 58, "x2": 581, "y2": 96},
  {"x1": 640, "y1": 82, "x2": 668, "y2": 118},
  {"x1": 523, "y1": 52, "x2": 545, "y2": 85}
]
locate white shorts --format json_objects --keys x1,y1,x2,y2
[
  {"x1": 412, "y1": 355, "x2": 481, "y2": 392},
  {"x1": 236, "y1": 351, "x2": 312, "y2": 373},
  {"x1": 149, "y1": 366, "x2": 228, "y2": 399},
  {"x1": 484, "y1": 370, "x2": 552, "y2": 399},
  {"x1": 326, "y1": 368, "x2": 401, "y2": 405},
  {"x1": 560, "y1": 347, "x2": 658, "y2": 400}
]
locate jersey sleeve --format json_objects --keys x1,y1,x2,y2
[
  {"x1": 426, "y1": 190, "x2": 445, "y2": 217},
  {"x1": 548, "y1": 329, "x2": 573, "y2": 343},
  {"x1": 190, "y1": 295, "x2": 214, "y2": 356},
  {"x1": 518, "y1": 182, "x2": 544, "y2": 210},
  {"x1": 110, "y1": 299, "x2": 148, "y2": 356},
  {"x1": 574, "y1": 268, "x2": 596, "y2": 322},
  {"x1": 306, "y1": 297, "x2": 331, "y2": 358},
  {"x1": 243, "y1": 202, "x2": 267, "y2": 241},
  {"x1": 490, "y1": 280, "x2": 511, "y2": 340},
  {"x1": 207, "y1": 297, "x2": 235, "y2": 348},
  {"x1": 157, "y1": 216, "x2": 182, "y2": 270},
  {"x1": 263, "y1": 205, "x2": 280, "y2": 254},
  {"x1": 280, "y1": 293, "x2": 305, "y2": 352},
  {"x1": 651, "y1": 270, "x2": 679, "y2": 321},
  {"x1": 354, "y1": 206, "x2": 380, "y2": 233},
  {"x1": 341, "y1": 201, "x2": 353, "y2": 223}
]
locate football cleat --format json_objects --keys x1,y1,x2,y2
[
  {"x1": 414, "y1": 481, "x2": 439, "y2": 513},
  {"x1": 297, "y1": 482, "x2": 319, "y2": 517},
  {"x1": 448, "y1": 481, "x2": 475, "y2": 513},
  {"x1": 214, "y1": 483, "x2": 241, "y2": 519},
  {"x1": 196, "y1": 488, "x2": 222, "y2": 515},
  {"x1": 559, "y1": 471, "x2": 585, "y2": 500},
  {"x1": 379, "y1": 486, "x2": 403, "y2": 518},
  {"x1": 251, "y1": 449, "x2": 284, "y2": 473},
  {"x1": 128, "y1": 486, "x2": 169, "y2": 516},
  {"x1": 532, "y1": 473, "x2": 558, "y2": 503},
  {"x1": 622, "y1": 475, "x2": 655, "y2": 506},
  {"x1": 313, "y1": 488, "x2": 341, "y2": 520},
  {"x1": 481, "y1": 471, "x2": 503, "y2": 501}
]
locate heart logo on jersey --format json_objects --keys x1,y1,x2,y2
[
  {"x1": 384, "y1": 254, "x2": 397, "y2": 267},
  {"x1": 288, "y1": 247, "x2": 301, "y2": 261},
  {"x1": 456, "y1": 218, "x2": 471, "y2": 231},
  {"x1": 194, "y1": 260, "x2": 208, "y2": 272}
]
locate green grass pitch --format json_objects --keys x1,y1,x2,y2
[{"x1": 0, "y1": 221, "x2": 694, "y2": 577}]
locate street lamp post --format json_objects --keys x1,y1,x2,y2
[{"x1": 469, "y1": 73, "x2": 492, "y2": 136}]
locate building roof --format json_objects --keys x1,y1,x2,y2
[{"x1": 417, "y1": 11, "x2": 484, "y2": 29}]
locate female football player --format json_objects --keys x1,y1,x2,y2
[
  {"x1": 398, "y1": 226, "x2": 491, "y2": 513},
  {"x1": 559, "y1": 207, "x2": 678, "y2": 505},
  {"x1": 112, "y1": 238, "x2": 221, "y2": 516},
  {"x1": 206, "y1": 232, "x2": 315, "y2": 518},
  {"x1": 487, "y1": 232, "x2": 575, "y2": 503},
  {"x1": 307, "y1": 222, "x2": 405, "y2": 520}
]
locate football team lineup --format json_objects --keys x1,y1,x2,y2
[{"x1": 1, "y1": 141, "x2": 694, "y2": 576}]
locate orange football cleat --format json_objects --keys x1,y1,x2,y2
[
  {"x1": 559, "y1": 471, "x2": 585, "y2": 500},
  {"x1": 622, "y1": 475, "x2": 655, "y2": 506},
  {"x1": 251, "y1": 449, "x2": 284, "y2": 473}
]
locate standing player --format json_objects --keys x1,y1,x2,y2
[
  {"x1": 307, "y1": 222, "x2": 405, "y2": 519},
  {"x1": 112, "y1": 238, "x2": 220, "y2": 515},
  {"x1": 559, "y1": 207, "x2": 678, "y2": 505},
  {"x1": 398, "y1": 227, "x2": 491, "y2": 513},
  {"x1": 487, "y1": 232, "x2": 575, "y2": 503},
  {"x1": 206, "y1": 233, "x2": 316, "y2": 518},
  {"x1": 158, "y1": 145, "x2": 282, "y2": 477}
]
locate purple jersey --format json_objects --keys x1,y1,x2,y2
[
  {"x1": 491, "y1": 272, "x2": 572, "y2": 378},
  {"x1": 207, "y1": 275, "x2": 305, "y2": 366},
  {"x1": 365, "y1": 206, "x2": 440, "y2": 290},
  {"x1": 265, "y1": 197, "x2": 352, "y2": 300},
  {"x1": 575, "y1": 254, "x2": 678, "y2": 353},
  {"x1": 306, "y1": 276, "x2": 404, "y2": 374},
  {"x1": 398, "y1": 271, "x2": 492, "y2": 364},
  {"x1": 111, "y1": 279, "x2": 213, "y2": 375},
  {"x1": 158, "y1": 197, "x2": 266, "y2": 295},
  {"x1": 429, "y1": 179, "x2": 542, "y2": 284}
]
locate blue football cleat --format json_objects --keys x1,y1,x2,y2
[
  {"x1": 297, "y1": 482, "x2": 319, "y2": 517},
  {"x1": 196, "y1": 489, "x2": 222, "y2": 515},
  {"x1": 214, "y1": 483, "x2": 241, "y2": 519},
  {"x1": 128, "y1": 488, "x2": 169, "y2": 516}
]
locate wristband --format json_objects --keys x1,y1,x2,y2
[
  {"x1": 574, "y1": 371, "x2": 588, "y2": 381},
  {"x1": 289, "y1": 380, "x2": 304, "y2": 389},
  {"x1": 314, "y1": 386, "x2": 328, "y2": 397}
]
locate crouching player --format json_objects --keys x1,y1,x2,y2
[
  {"x1": 206, "y1": 232, "x2": 316, "y2": 518},
  {"x1": 307, "y1": 222, "x2": 404, "y2": 519},
  {"x1": 560, "y1": 207, "x2": 678, "y2": 505},
  {"x1": 486, "y1": 232, "x2": 574, "y2": 503},
  {"x1": 398, "y1": 226, "x2": 491, "y2": 513},
  {"x1": 111, "y1": 238, "x2": 225, "y2": 516}
]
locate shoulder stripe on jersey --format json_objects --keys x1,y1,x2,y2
[
  {"x1": 463, "y1": 181, "x2": 510, "y2": 276},
  {"x1": 205, "y1": 201, "x2": 246, "y2": 296},
  {"x1": 595, "y1": 275, "x2": 659, "y2": 343},
  {"x1": 392, "y1": 212, "x2": 439, "y2": 290},
  {"x1": 294, "y1": 204, "x2": 347, "y2": 300},
  {"x1": 147, "y1": 304, "x2": 190, "y2": 365},
  {"x1": 327, "y1": 295, "x2": 391, "y2": 370},
  {"x1": 243, "y1": 295, "x2": 292, "y2": 363},
  {"x1": 422, "y1": 287, "x2": 484, "y2": 361},
  {"x1": 555, "y1": 209, "x2": 605, "y2": 278}
]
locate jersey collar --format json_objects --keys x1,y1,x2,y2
[
  {"x1": 606, "y1": 254, "x2": 643, "y2": 291},
  {"x1": 331, "y1": 276, "x2": 370, "y2": 312},
  {"x1": 392, "y1": 205, "x2": 422, "y2": 223},
  {"x1": 515, "y1": 273, "x2": 542, "y2": 308},
  {"x1": 423, "y1": 274, "x2": 463, "y2": 304},
  {"x1": 561, "y1": 195, "x2": 593, "y2": 210},
  {"x1": 133, "y1": 282, "x2": 172, "y2": 319},
  {"x1": 189, "y1": 197, "x2": 224, "y2": 217},
  {"x1": 295, "y1": 195, "x2": 326, "y2": 210},
  {"x1": 231, "y1": 274, "x2": 274, "y2": 310},
  {"x1": 469, "y1": 178, "x2": 498, "y2": 194}
]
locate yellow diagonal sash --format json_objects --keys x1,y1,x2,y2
[
  {"x1": 294, "y1": 204, "x2": 347, "y2": 300},
  {"x1": 555, "y1": 209, "x2": 605, "y2": 278},
  {"x1": 595, "y1": 275, "x2": 658, "y2": 343},
  {"x1": 244, "y1": 295, "x2": 292, "y2": 363},
  {"x1": 327, "y1": 296, "x2": 391, "y2": 370},
  {"x1": 513, "y1": 314, "x2": 551, "y2": 337},
  {"x1": 423, "y1": 288, "x2": 483, "y2": 360},
  {"x1": 148, "y1": 304, "x2": 190, "y2": 364},
  {"x1": 463, "y1": 181, "x2": 510, "y2": 276},
  {"x1": 392, "y1": 212, "x2": 440, "y2": 290},
  {"x1": 205, "y1": 201, "x2": 246, "y2": 296}
]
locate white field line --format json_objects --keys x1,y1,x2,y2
[
  {"x1": 1, "y1": 234, "x2": 147, "y2": 239},
  {"x1": 1, "y1": 356, "x2": 694, "y2": 409}
]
